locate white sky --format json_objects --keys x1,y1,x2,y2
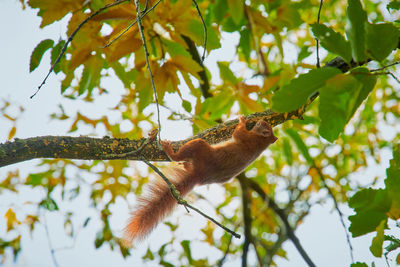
[{"x1": 0, "y1": 1, "x2": 396, "y2": 266}]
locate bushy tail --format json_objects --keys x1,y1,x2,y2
[{"x1": 123, "y1": 167, "x2": 196, "y2": 243}]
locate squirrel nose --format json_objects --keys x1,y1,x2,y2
[{"x1": 272, "y1": 136, "x2": 278, "y2": 143}]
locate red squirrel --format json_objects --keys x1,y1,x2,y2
[{"x1": 124, "y1": 116, "x2": 277, "y2": 243}]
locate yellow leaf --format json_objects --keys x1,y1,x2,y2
[
  {"x1": 237, "y1": 83, "x2": 264, "y2": 112},
  {"x1": 238, "y1": 94, "x2": 264, "y2": 112},
  {"x1": 200, "y1": 221, "x2": 215, "y2": 245},
  {"x1": 5, "y1": 208, "x2": 20, "y2": 232},
  {"x1": 3, "y1": 114, "x2": 16, "y2": 121},
  {"x1": 8, "y1": 126, "x2": 17, "y2": 140},
  {"x1": 134, "y1": 48, "x2": 147, "y2": 70},
  {"x1": 171, "y1": 55, "x2": 202, "y2": 79},
  {"x1": 28, "y1": 0, "x2": 85, "y2": 27},
  {"x1": 249, "y1": 9, "x2": 274, "y2": 34},
  {"x1": 262, "y1": 75, "x2": 280, "y2": 92},
  {"x1": 24, "y1": 215, "x2": 39, "y2": 232},
  {"x1": 67, "y1": 11, "x2": 103, "y2": 43},
  {"x1": 104, "y1": 31, "x2": 142, "y2": 62},
  {"x1": 92, "y1": 4, "x2": 136, "y2": 21},
  {"x1": 69, "y1": 45, "x2": 93, "y2": 70}
]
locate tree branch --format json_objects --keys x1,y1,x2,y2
[
  {"x1": 181, "y1": 35, "x2": 212, "y2": 98},
  {"x1": 0, "y1": 110, "x2": 301, "y2": 167},
  {"x1": 238, "y1": 174, "x2": 252, "y2": 267},
  {"x1": 2, "y1": 56, "x2": 355, "y2": 168}
]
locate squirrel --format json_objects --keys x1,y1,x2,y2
[{"x1": 123, "y1": 116, "x2": 278, "y2": 243}]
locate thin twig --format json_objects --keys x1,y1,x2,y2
[
  {"x1": 42, "y1": 214, "x2": 60, "y2": 267},
  {"x1": 370, "y1": 61, "x2": 400, "y2": 72},
  {"x1": 142, "y1": 0, "x2": 149, "y2": 13},
  {"x1": 31, "y1": 0, "x2": 129, "y2": 98},
  {"x1": 313, "y1": 164, "x2": 354, "y2": 263},
  {"x1": 143, "y1": 160, "x2": 241, "y2": 238},
  {"x1": 371, "y1": 71, "x2": 400, "y2": 84},
  {"x1": 135, "y1": 0, "x2": 162, "y2": 144},
  {"x1": 103, "y1": 0, "x2": 163, "y2": 48},
  {"x1": 315, "y1": 0, "x2": 323, "y2": 68},
  {"x1": 191, "y1": 0, "x2": 207, "y2": 61},
  {"x1": 245, "y1": 178, "x2": 317, "y2": 267}
]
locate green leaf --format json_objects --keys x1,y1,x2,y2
[
  {"x1": 318, "y1": 74, "x2": 359, "y2": 142},
  {"x1": 51, "y1": 40, "x2": 66, "y2": 74},
  {"x1": 200, "y1": 91, "x2": 234, "y2": 120},
  {"x1": 30, "y1": 39, "x2": 54, "y2": 72},
  {"x1": 217, "y1": 62, "x2": 237, "y2": 84},
  {"x1": 181, "y1": 240, "x2": 193, "y2": 264},
  {"x1": 61, "y1": 71, "x2": 74, "y2": 94},
  {"x1": 318, "y1": 69, "x2": 375, "y2": 142},
  {"x1": 136, "y1": 75, "x2": 153, "y2": 113},
  {"x1": 94, "y1": 231, "x2": 104, "y2": 248},
  {"x1": 298, "y1": 46, "x2": 312, "y2": 62},
  {"x1": 110, "y1": 61, "x2": 137, "y2": 89},
  {"x1": 160, "y1": 261, "x2": 175, "y2": 267},
  {"x1": 348, "y1": 189, "x2": 391, "y2": 213},
  {"x1": 26, "y1": 173, "x2": 46, "y2": 186},
  {"x1": 158, "y1": 243, "x2": 168, "y2": 257},
  {"x1": 142, "y1": 248, "x2": 154, "y2": 260},
  {"x1": 311, "y1": 23, "x2": 352, "y2": 63},
  {"x1": 370, "y1": 220, "x2": 385, "y2": 257},
  {"x1": 285, "y1": 129, "x2": 313, "y2": 165},
  {"x1": 385, "y1": 235, "x2": 400, "y2": 253},
  {"x1": 39, "y1": 196, "x2": 59, "y2": 211},
  {"x1": 346, "y1": 0, "x2": 368, "y2": 63},
  {"x1": 182, "y1": 100, "x2": 192, "y2": 113},
  {"x1": 213, "y1": 0, "x2": 228, "y2": 23},
  {"x1": 366, "y1": 23, "x2": 400, "y2": 62},
  {"x1": 222, "y1": 17, "x2": 241, "y2": 32},
  {"x1": 385, "y1": 144, "x2": 400, "y2": 219},
  {"x1": 238, "y1": 28, "x2": 251, "y2": 62},
  {"x1": 349, "y1": 68, "x2": 377, "y2": 117},
  {"x1": 78, "y1": 55, "x2": 103, "y2": 95},
  {"x1": 26, "y1": 170, "x2": 55, "y2": 186},
  {"x1": 386, "y1": 0, "x2": 400, "y2": 12},
  {"x1": 349, "y1": 211, "x2": 387, "y2": 237},
  {"x1": 282, "y1": 138, "x2": 293, "y2": 166},
  {"x1": 227, "y1": 0, "x2": 244, "y2": 25},
  {"x1": 89, "y1": 0, "x2": 104, "y2": 10},
  {"x1": 348, "y1": 188, "x2": 391, "y2": 237},
  {"x1": 351, "y1": 263, "x2": 368, "y2": 267},
  {"x1": 187, "y1": 20, "x2": 221, "y2": 51},
  {"x1": 119, "y1": 244, "x2": 131, "y2": 258},
  {"x1": 271, "y1": 67, "x2": 341, "y2": 112},
  {"x1": 163, "y1": 39, "x2": 192, "y2": 58},
  {"x1": 387, "y1": 1, "x2": 400, "y2": 11}
]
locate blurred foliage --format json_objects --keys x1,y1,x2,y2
[{"x1": 1, "y1": 0, "x2": 400, "y2": 266}]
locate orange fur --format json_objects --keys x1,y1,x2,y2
[{"x1": 124, "y1": 116, "x2": 277, "y2": 243}]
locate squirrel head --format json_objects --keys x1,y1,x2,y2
[{"x1": 252, "y1": 120, "x2": 278, "y2": 143}]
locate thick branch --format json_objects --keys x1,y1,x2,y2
[
  {"x1": 0, "y1": 110, "x2": 301, "y2": 167},
  {"x1": 238, "y1": 174, "x2": 252, "y2": 267},
  {"x1": 1, "y1": 56, "x2": 354, "y2": 168},
  {"x1": 181, "y1": 35, "x2": 212, "y2": 98}
]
